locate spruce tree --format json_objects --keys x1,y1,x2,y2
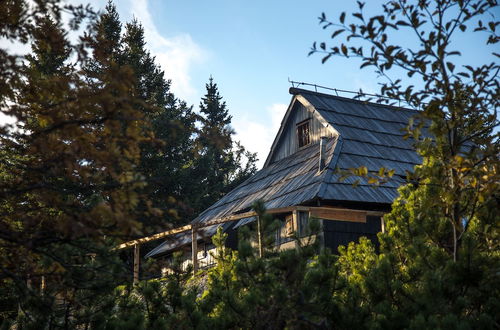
[
  {"x1": 196, "y1": 76, "x2": 235, "y2": 209},
  {"x1": 121, "y1": 19, "x2": 197, "y2": 229},
  {"x1": 1, "y1": 7, "x2": 148, "y2": 326},
  {"x1": 194, "y1": 77, "x2": 257, "y2": 213},
  {"x1": 85, "y1": 1, "x2": 123, "y2": 76},
  {"x1": 86, "y1": 4, "x2": 198, "y2": 230}
]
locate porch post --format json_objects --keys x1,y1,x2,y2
[
  {"x1": 133, "y1": 243, "x2": 140, "y2": 284},
  {"x1": 191, "y1": 226, "x2": 198, "y2": 274}
]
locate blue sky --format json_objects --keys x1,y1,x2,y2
[
  {"x1": 105, "y1": 0, "x2": 496, "y2": 167},
  {"x1": 1, "y1": 0, "x2": 496, "y2": 167},
  {"x1": 104, "y1": 0, "x2": 385, "y2": 167}
]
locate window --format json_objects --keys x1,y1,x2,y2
[
  {"x1": 285, "y1": 214, "x2": 294, "y2": 236},
  {"x1": 297, "y1": 120, "x2": 310, "y2": 148}
]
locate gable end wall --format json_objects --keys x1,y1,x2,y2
[{"x1": 269, "y1": 102, "x2": 334, "y2": 163}]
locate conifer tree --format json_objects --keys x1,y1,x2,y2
[
  {"x1": 122, "y1": 18, "x2": 197, "y2": 229},
  {"x1": 195, "y1": 77, "x2": 257, "y2": 211},
  {"x1": 85, "y1": 1, "x2": 123, "y2": 76},
  {"x1": 86, "y1": 3, "x2": 198, "y2": 230},
  {"x1": 0, "y1": 5, "x2": 148, "y2": 326},
  {"x1": 196, "y1": 77, "x2": 234, "y2": 205}
]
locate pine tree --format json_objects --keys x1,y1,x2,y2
[
  {"x1": 196, "y1": 77, "x2": 234, "y2": 206},
  {"x1": 86, "y1": 4, "x2": 198, "y2": 230},
  {"x1": 0, "y1": 7, "x2": 148, "y2": 326},
  {"x1": 195, "y1": 77, "x2": 257, "y2": 212},
  {"x1": 121, "y1": 19, "x2": 197, "y2": 229}
]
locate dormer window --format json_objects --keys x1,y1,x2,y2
[{"x1": 297, "y1": 120, "x2": 310, "y2": 148}]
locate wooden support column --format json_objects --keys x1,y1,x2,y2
[
  {"x1": 133, "y1": 244, "x2": 140, "y2": 284},
  {"x1": 40, "y1": 276, "x2": 46, "y2": 294},
  {"x1": 191, "y1": 226, "x2": 198, "y2": 274},
  {"x1": 257, "y1": 215, "x2": 263, "y2": 258},
  {"x1": 292, "y1": 210, "x2": 298, "y2": 234}
]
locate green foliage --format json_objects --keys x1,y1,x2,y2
[
  {"x1": 84, "y1": 2, "x2": 197, "y2": 231},
  {"x1": 311, "y1": 0, "x2": 499, "y2": 327},
  {"x1": 1, "y1": 0, "x2": 497, "y2": 328},
  {"x1": 0, "y1": 2, "x2": 148, "y2": 326},
  {"x1": 0, "y1": 1, "x2": 256, "y2": 326},
  {"x1": 192, "y1": 77, "x2": 258, "y2": 213},
  {"x1": 94, "y1": 0, "x2": 498, "y2": 327}
]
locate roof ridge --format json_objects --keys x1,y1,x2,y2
[{"x1": 290, "y1": 87, "x2": 421, "y2": 113}]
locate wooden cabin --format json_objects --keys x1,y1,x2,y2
[{"x1": 145, "y1": 87, "x2": 421, "y2": 274}]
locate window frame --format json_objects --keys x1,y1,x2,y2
[{"x1": 296, "y1": 119, "x2": 311, "y2": 148}]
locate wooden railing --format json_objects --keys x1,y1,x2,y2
[{"x1": 116, "y1": 206, "x2": 384, "y2": 283}]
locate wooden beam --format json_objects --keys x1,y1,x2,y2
[
  {"x1": 115, "y1": 224, "x2": 192, "y2": 250},
  {"x1": 201, "y1": 206, "x2": 298, "y2": 228},
  {"x1": 40, "y1": 276, "x2": 45, "y2": 294},
  {"x1": 310, "y1": 208, "x2": 367, "y2": 223},
  {"x1": 115, "y1": 206, "x2": 386, "y2": 251},
  {"x1": 133, "y1": 244, "x2": 140, "y2": 284},
  {"x1": 191, "y1": 227, "x2": 198, "y2": 274}
]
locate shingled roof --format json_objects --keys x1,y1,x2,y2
[{"x1": 146, "y1": 88, "x2": 422, "y2": 258}]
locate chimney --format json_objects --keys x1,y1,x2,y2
[{"x1": 319, "y1": 137, "x2": 327, "y2": 172}]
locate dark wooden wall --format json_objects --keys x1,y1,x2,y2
[
  {"x1": 225, "y1": 223, "x2": 239, "y2": 250},
  {"x1": 323, "y1": 216, "x2": 382, "y2": 254}
]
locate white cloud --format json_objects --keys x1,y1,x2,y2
[
  {"x1": 71, "y1": 0, "x2": 206, "y2": 102},
  {"x1": 126, "y1": 0, "x2": 205, "y2": 102},
  {"x1": 0, "y1": 0, "x2": 205, "y2": 126},
  {"x1": 233, "y1": 103, "x2": 287, "y2": 169}
]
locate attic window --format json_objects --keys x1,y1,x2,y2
[{"x1": 297, "y1": 120, "x2": 310, "y2": 148}]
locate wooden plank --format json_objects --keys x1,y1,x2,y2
[
  {"x1": 263, "y1": 96, "x2": 298, "y2": 167},
  {"x1": 115, "y1": 206, "x2": 383, "y2": 251},
  {"x1": 257, "y1": 216, "x2": 263, "y2": 258},
  {"x1": 41, "y1": 276, "x2": 46, "y2": 294},
  {"x1": 133, "y1": 244, "x2": 140, "y2": 284},
  {"x1": 292, "y1": 210, "x2": 298, "y2": 234},
  {"x1": 203, "y1": 206, "x2": 297, "y2": 227},
  {"x1": 191, "y1": 227, "x2": 198, "y2": 273},
  {"x1": 115, "y1": 224, "x2": 192, "y2": 250},
  {"x1": 310, "y1": 208, "x2": 367, "y2": 223}
]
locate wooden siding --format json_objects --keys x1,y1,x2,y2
[
  {"x1": 323, "y1": 216, "x2": 382, "y2": 254},
  {"x1": 269, "y1": 102, "x2": 334, "y2": 164}
]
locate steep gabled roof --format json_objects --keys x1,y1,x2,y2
[
  {"x1": 196, "y1": 87, "x2": 423, "y2": 218},
  {"x1": 291, "y1": 88, "x2": 422, "y2": 203},
  {"x1": 192, "y1": 136, "x2": 339, "y2": 225},
  {"x1": 146, "y1": 87, "x2": 422, "y2": 258}
]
